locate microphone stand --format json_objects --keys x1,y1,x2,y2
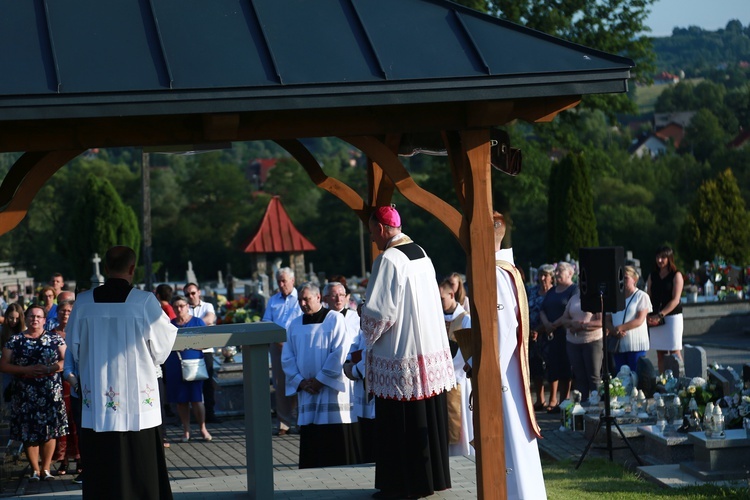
[{"x1": 575, "y1": 291, "x2": 643, "y2": 468}]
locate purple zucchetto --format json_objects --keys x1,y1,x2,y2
[{"x1": 374, "y1": 206, "x2": 401, "y2": 228}]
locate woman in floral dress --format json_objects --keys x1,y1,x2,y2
[{"x1": 0, "y1": 305, "x2": 68, "y2": 481}]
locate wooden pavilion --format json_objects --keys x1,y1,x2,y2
[{"x1": 0, "y1": 1, "x2": 634, "y2": 497}]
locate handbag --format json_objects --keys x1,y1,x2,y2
[{"x1": 177, "y1": 351, "x2": 209, "y2": 382}]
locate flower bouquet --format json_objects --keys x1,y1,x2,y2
[{"x1": 217, "y1": 296, "x2": 263, "y2": 325}]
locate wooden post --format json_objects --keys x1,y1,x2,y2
[{"x1": 462, "y1": 129, "x2": 506, "y2": 500}]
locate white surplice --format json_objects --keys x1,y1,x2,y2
[
  {"x1": 496, "y1": 249, "x2": 547, "y2": 499},
  {"x1": 361, "y1": 234, "x2": 454, "y2": 400},
  {"x1": 282, "y1": 309, "x2": 352, "y2": 425},
  {"x1": 67, "y1": 288, "x2": 177, "y2": 432},
  {"x1": 444, "y1": 305, "x2": 474, "y2": 457}
]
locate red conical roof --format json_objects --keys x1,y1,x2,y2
[{"x1": 242, "y1": 196, "x2": 316, "y2": 253}]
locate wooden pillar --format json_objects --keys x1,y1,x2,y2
[{"x1": 462, "y1": 129, "x2": 507, "y2": 500}]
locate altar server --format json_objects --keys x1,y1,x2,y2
[
  {"x1": 282, "y1": 282, "x2": 358, "y2": 468},
  {"x1": 67, "y1": 246, "x2": 177, "y2": 500}
]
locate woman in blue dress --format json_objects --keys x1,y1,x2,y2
[{"x1": 165, "y1": 296, "x2": 211, "y2": 442}]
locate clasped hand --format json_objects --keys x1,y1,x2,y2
[{"x1": 299, "y1": 378, "x2": 324, "y2": 394}]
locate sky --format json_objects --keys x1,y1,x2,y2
[{"x1": 645, "y1": 0, "x2": 749, "y2": 37}]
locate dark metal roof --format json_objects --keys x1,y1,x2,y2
[
  {"x1": 242, "y1": 196, "x2": 316, "y2": 254},
  {"x1": 0, "y1": 0, "x2": 634, "y2": 122}
]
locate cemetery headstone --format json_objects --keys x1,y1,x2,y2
[
  {"x1": 683, "y1": 344, "x2": 707, "y2": 379},
  {"x1": 636, "y1": 356, "x2": 658, "y2": 397},
  {"x1": 663, "y1": 353, "x2": 684, "y2": 378},
  {"x1": 708, "y1": 368, "x2": 731, "y2": 399}
]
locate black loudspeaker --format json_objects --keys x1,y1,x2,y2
[{"x1": 579, "y1": 246, "x2": 626, "y2": 313}]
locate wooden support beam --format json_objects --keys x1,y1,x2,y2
[
  {"x1": 344, "y1": 135, "x2": 466, "y2": 252},
  {"x1": 461, "y1": 129, "x2": 506, "y2": 500},
  {"x1": 274, "y1": 139, "x2": 368, "y2": 223},
  {"x1": 0, "y1": 150, "x2": 84, "y2": 235}
]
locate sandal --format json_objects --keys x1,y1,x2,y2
[
  {"x1": 533, "y1": 401, "x2": 547, "y2": 412},
  {"x1": 57, "y1": 461, "x2": 68, "y2": 475},
  {"x1": 547, "y1": 405, "x2": 561, "y2": 414}
]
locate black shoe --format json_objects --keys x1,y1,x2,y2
[
  {"x1": 205, "y1": 414, "x2": 223, "y2": 424},
  {"x1": 72, "y1": 473, "x2": 84, "y2": 484}
]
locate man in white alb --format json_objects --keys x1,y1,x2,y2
[
  {"x1": 493, "y1": 212, "x2": 547, "y2": 499},
  {"x1": 281, "y1": 283, "x2": 358, "y2": 468},
  {"x1": 361, "y1": 206, "x2": 455, "y2": 499},
  {"x1": 67, "y1": 246, "x2": 177, "y2": 499}
]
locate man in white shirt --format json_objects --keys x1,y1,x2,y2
[
  {"x1": 282, "y1": 283, "x2": 358, "y2": 468},
  {"x1": 183, "y1": 283, "x2": 220, "y2": 423},
  {"x1": 68, "y1": 246, "x2": 177, "y2": 499},
  {"x1": 262, "y1": 267, "x2": 302, "y2": 435}
]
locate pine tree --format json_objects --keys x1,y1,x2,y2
[
  {"x1": 679, "y1": 169, "x2": 750, "y2": 264},
  {"x1": 67, "y1": 174, "x2": 141, "y2": 287},
  {"x1": 547, "y1": 153, "x2": 598, "y2": 261}
]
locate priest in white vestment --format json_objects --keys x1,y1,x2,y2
[
  {"x1": 282, "y1": 282, "x2": 358, "y2": 468},
  {"x1": 361, "y1": 206, "x2": 455, "y2": 499},
  {"x1": 493, "y1": 212, "x2": 547, "y2": 499},
  {"x1": 67, "y1": 246, "x2": 177, "y2": 500}
]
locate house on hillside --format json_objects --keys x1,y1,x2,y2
[
  {"x1": 654, "y1": 71, "x2": 680, "y2": 85},
  {"x1": 654, "y1": 122, "x2": 686, "y2": 149},
  {"x1": 654, "y1": 111, "x2": 695, "y2": 130},
  {"x1": 629, "y1": 134, "x2": 668, "y2": 159},
  {"x1": 246, "y1": 158, "x2": 277, "y2": 191}
]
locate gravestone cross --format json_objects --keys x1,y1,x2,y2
[
  {"x1": 90, "y1": 253, "x2": 104, "y2": 287},
  {"x1": 683, "y1": 344, "x2": 707, "y2": 379},
  {"x1": 663, "y1": 353, "x2": 684, "y2": 378}
]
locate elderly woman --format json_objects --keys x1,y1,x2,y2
[
  {"x1": 560, "y1": 289, "x2": 603, "y2": 402},
  {"x1": 0, "y1": 305, "x2": 68, "y2": 481},
  {"x1": 606, "y1": 266, "x2": 652, "y2": 374},
  {"x1": 540, "y1": 262, "x2": 577, "y2": 412},
  {"x1": 50, "y1": 299, "x2": 78, "y2": 476},
  {"x1": 526, "y1": 264, "x2": 555, "y2": 410},
  {"x1": 646, "y1": 246, "x2": 684, "y2": 372},
  {"x1": 164, "y1": 295, "x2": 212, "y2": 442}
]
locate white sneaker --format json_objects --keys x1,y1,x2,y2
[
  {"x1": 42, "y1": 470, "x2": 54, "y2": 481},
  {"x1": 29, "y1": 471, "x2": 40, "y2": 481}
]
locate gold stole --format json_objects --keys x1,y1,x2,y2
[{"x1": 496, "y1": 260, "x2": 542, "y2": 439}]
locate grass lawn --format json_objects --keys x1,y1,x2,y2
[{"x1": 543, "y1": 458, "x2": 750, "y2": 499}]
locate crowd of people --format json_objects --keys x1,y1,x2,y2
[
  {"x1": 0, "y1": 220, "x2": 685, "y2": 499},
  {"x1": 0, "y1": 255, "x2": 221, "y2": 498},
  {"x1": 527, "y1": 245, "x2": 685, "y2": 412},
  {"x1": 269, "y1": 207, "x2": 546, "y2": 499}
]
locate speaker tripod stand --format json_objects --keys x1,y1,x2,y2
[{"x1": 575, "y1": 292, "x2": 643, "y2": 469}]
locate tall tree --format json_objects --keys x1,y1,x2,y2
[
  {"x1": 679, "y1": 169, "x2": 750, "y2": 264},
  {"x1": 547, "y1": 153, "x2": 598, "y2": 261},
  {"x1": 67, "y1": 174, "x2": 141, "y2": 287}
]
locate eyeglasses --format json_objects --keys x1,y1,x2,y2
[
  {"x1": 27, "y1": 315, "x2": 45, "y2": 320},
  {"x1": 328, "y1": 294, "x2": 347, "y2": 299},
  {"x1": 186, "y1": 291, "x2": 198, "y2": 296}
]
